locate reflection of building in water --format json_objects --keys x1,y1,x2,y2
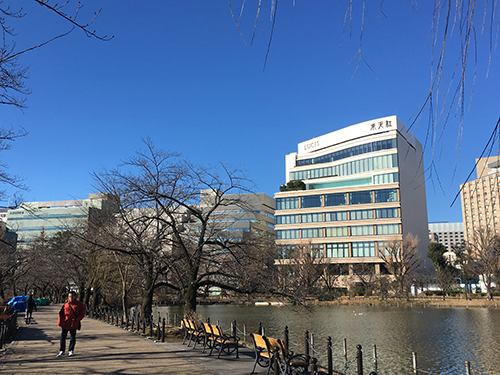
[
  {"x1": 274, "y1": 116, "x2": 429, "y2": 285},
  {"x1": 460, "y1": 156, "x2": 500, "y2": 242},
  {"x1": 6, "y1": 193, "x2": 114, "y2": 247}
]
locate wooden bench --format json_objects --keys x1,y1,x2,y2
[
  {"x1": 202, "y1": 323, "x2": 239, "y2": 358},
  {"x1": 250, "y1": 333, "x2": 309, "y2": 375},
  {"x1": 181, "y1": 319, "x2": 204, "y2": 348}
]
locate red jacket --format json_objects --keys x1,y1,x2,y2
[{"x1": 58, "y1": 300, "x2": 85, "y2": 331}]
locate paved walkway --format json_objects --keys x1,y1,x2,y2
[{"x1": 0, "y1": 305, "x2": 269, "y2": 375}]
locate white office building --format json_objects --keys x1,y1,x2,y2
[{"x1": 274, "y1": 115, "x2": 429, "y2": 277}]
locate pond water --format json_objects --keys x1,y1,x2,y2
[{"x1": 152, "y1": 303, "x2": 500, "y2": 374}]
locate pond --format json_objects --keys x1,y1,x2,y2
[{"x1": 152, "y1": 303, "x2": 500, "y2": 374}]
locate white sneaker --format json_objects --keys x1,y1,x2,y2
[
  {"x1": 68, "y1": 351, "x2": 74, "y2": 356},
  {"x1": 57, "y1": 351, "x2": 64, "y2": 357}
]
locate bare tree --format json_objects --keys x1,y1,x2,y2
[
  {"x1": 351, "y1": 263, "x2": 377, "y2": 297},
  {"x1": 452, "y1": 241, "x2": 476, "y2": 300},
  {"x1": 467, "y1": 227, "x2": 500, "y2": 298},
  {"x1": 380, "y1": 233, "x2": 420, "y2": 300},
  {"x1": 89, "y1": 139, "x2": 269, "y2": 315}
]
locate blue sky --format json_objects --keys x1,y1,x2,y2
[{"x1": 2, "y1": 1, "x2": 499, "y2": 223}]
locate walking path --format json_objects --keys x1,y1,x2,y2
[{"x1": 0, "y1": 305, "x2": 268, "y2": 375}]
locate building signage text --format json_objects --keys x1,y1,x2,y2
[
  {"x1": 370, "y1": 120, "x2": 393, "y2": 131},
  {"x1": 303, "y1": 140, "x2": 320, "y2": 152}
]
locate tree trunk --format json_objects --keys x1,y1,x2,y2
[
  {"x1": 141, "y1": 275, "x2": 155, "y2": 318},
  {"x1": 184, "y1": 282, "x2": 197, "y2": 314}
]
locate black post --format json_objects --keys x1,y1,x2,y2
[
  {"x1": 305, "y1": 330, "x2": 310, "y2": 358},
  {"x1": 150, "y1": 315, "x2": 153, "y2": 337},
  {"x1": 142, "y1": 316, "x2": 146, "y2": 334},
  {"x1": 258, "y1": 322, "x2": 262, "y2": 335},
  {"x1": 357, "y1": 344, "x2": 363, "y2": 375},
  {"x1": 232, "y1": 320, "x2": 237, "y2": 338},
  {"x1": 157, "y1": 317, "x2": 161, "y2": 340},
  {"x1": 126, "y1": 314, "x2": 129, "y2": 329},
  {"x1": 162, "y1": 318, "x2": 166, "y2": 342},
  {"x1": 327, "y1": 336, "x2": 333, "y2": 375},
  {"x1": 285, "y1": 326, "x2": 290, "y2": 353},
  {"x1": 131, "y1": 315, "x2": 134, "y2": 331},
  {"x1": 273, "y1": 347, "x2": 280, "y2": 375},
  {"x1": 311, "y1": 357, "x2": 318, "y2": 375}
]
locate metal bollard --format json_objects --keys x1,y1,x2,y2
[
  {"x1": 258, "y1": 322, "x2": 262, "y2": 335},
  {"x1": 357, "y1": 345, "x2": 363, "y2": 375},
  {"x1": 284, "y1": 326, "x2": 290, "y2": 353},
  {"x1": 343, "y1": 338, "x2": 348, "y2": 359},
  {"x1": 150, "y1": 316, "x2": 153, "y2": 337},
  {"x1": 162, "y1": 318, "x2": 166, "y2": 342},
  {"x1": 311, "y1": 357, "x2": 318, "y2": 375},
  {"x1": 142, "y1": 316, "x2": 146, "y2": 334},
  {"x1": 243, "y1": 324, "x2": 247, "y2": 337},
  {"x1": 157, "y1": 318, "x2": 161, "y2": 340},
  {"x1": 413, "y1": 352, "x2": 418, "y2": 374},
  {"x1": 232, "y1": 320, "x2": 237, "y2": 338},
  {"x1": 327, "y1": 337, "x2": 333, "y2": 375},
  {"x1": 373, "y1": 344, "x2": 377, "y2": 364},
  {"x1": 273, "y1": 347, "x2": 280, "y2": 375},
  {"x1": 465, "y1": 361, "x2": 471, "y2": 375},
  {"x1": 305, "y1": 331, "x2": 310, "y2": 358}
]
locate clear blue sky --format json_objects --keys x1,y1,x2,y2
[{"x1": 2, "y1": 1, "x2": 499, "y2": 223}]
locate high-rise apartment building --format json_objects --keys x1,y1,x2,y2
[
  {"x1": 460, "y1": 156, "x2": 500, "y2": 240},
  {"x1": 274, "y1": 115, "x2": 429, "y2": 279}
]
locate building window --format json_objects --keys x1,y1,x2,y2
[
  {"x1": 325, "y1": 211, "x2": 348, "y2": 221},
  {"x1": 302, "y1": 213, "x2": 323, "y2": 223},
  {"x1": 325, "y1": 226, "x2": 349, "y2": 237},
  {"x1": 351, "y1": 225, "x2": 375, "y2": 236},
  {"x1": 376, "y1": 208, "x2": 399, "y2": 218},
  {"x1": 277, "y1": 229, "x2": 300, "y2": 239},
  {"x1": 325, "y1": 193, "x2": 347, "y2": 206},
  {"x1": 326, "y1": 243, "x2": 349, "y2": 258},
  {"x1": 349, "y1": 191, "x2": 372, "y2": 205},
  {"x1": 276, "y1": 197, "x2": 299, "y2": 210},
  {"x1": 374, "y1": 189, "x2": 398, "y2": 203},
  {"x1": 301, "y1": 195, "x2": 322, "y2": 208},
  {"x1": 352, "y1": 242, "x2": 375, "y2": 257},
  {"x1": 350, "y1": 209, "x2": 374, "y2": 220},
  {"x1": 301, "y1": 228, "x2": 323, "y2": 238},
  {"x1": 276, "y1": 214, "x2": 300, "y2": 224},
  {"x1": 377, "y1": 224, "x2": 400, "y2": 235}
]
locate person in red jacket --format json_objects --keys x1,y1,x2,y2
[{"x1": 57, "y1": 291, "x2": 85, "y2": 357}]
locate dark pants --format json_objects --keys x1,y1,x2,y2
[{"x1": 59, "y1": 329, "x2": 77, "y2": 352}]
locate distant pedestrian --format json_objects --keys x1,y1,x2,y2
[
  {"x1": 25, "y1": 295, "x2": 37, "y2": 323},
  {"x1": 57, "y1": 291, "x2": 85, "y2": 357}
]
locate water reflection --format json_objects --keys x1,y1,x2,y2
[{"x1": 153, "y1": 304, "x2": 500, "y2": 374}]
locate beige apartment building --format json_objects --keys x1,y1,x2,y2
[{"x1": 460, "y1": 156, "x2": 500, "y2": 241}]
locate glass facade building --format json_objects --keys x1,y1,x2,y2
[{"x1": 274, "y1": 115, "x2": 429, "y2": 281}]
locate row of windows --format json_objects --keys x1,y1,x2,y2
[
  {"x1": 278, "y1": 242, "x2": 378, "y2": 258},
  {"x1": 276, "y1": 189, "x2": 398, "y2": 210},
  {"x1": 276, "y1": 224, "x2": 400, "y2": 239},
  {"x1": 7, "y1": 213, "x2": 87, "y2": 221},
  {"x1": 308, "y1": 172, "x2": 399, "y2": 190},
  {"x1": 296, "y1": 138, "x2": 397, "y2": 166},
  {"x1": 290, "y1": 154, "x2": 398, "y2": 181},
  {"x1": 276, "y1": 208, "x2": 399, "y2": 224}
]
